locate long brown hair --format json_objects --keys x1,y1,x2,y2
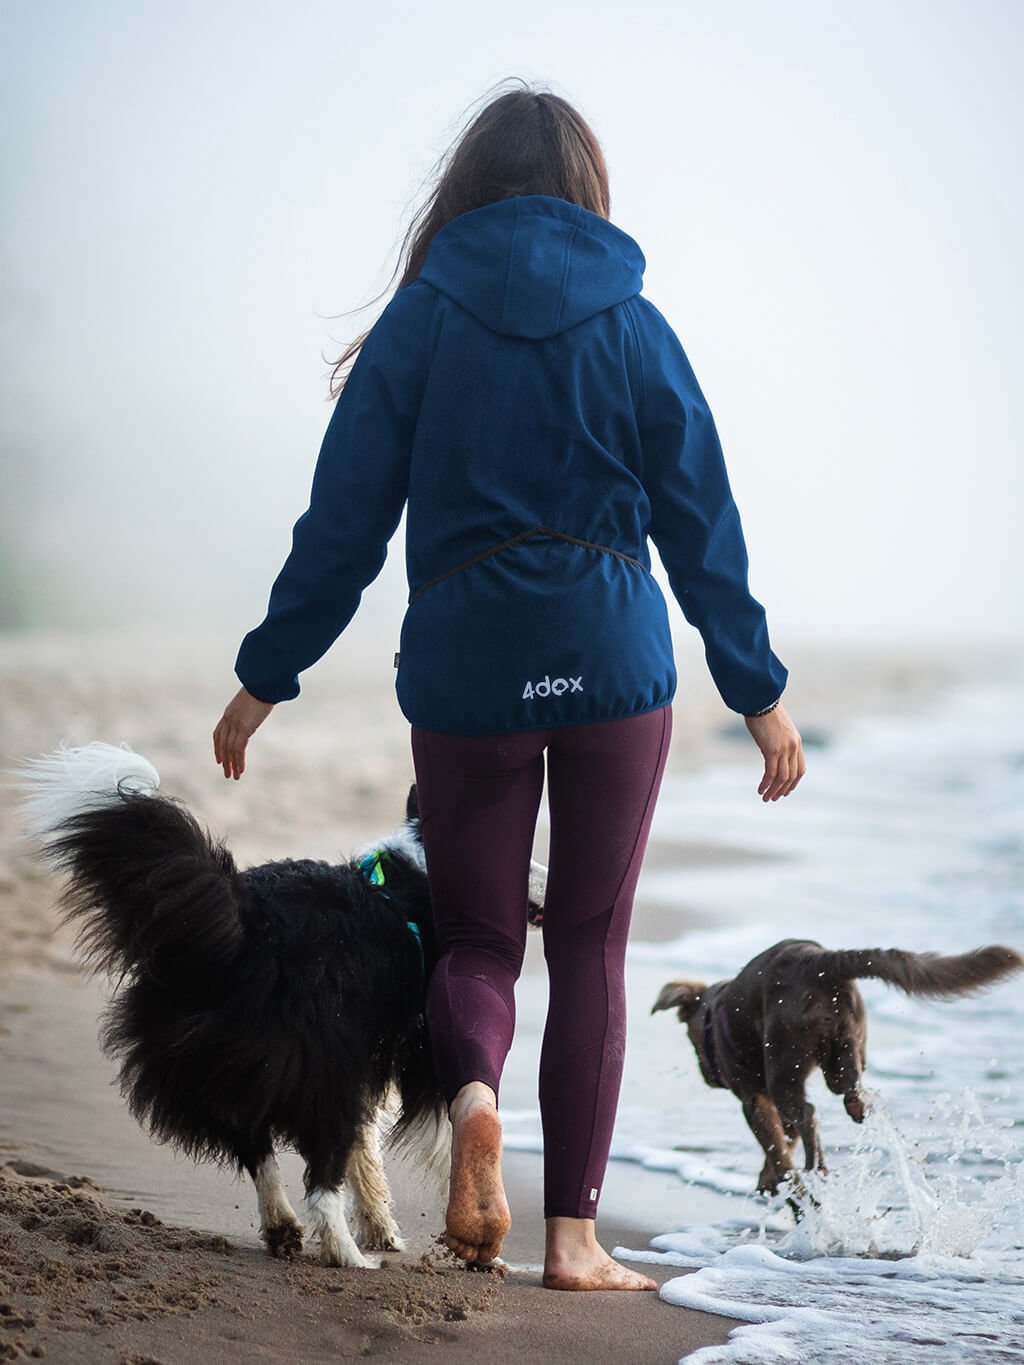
[{"x1": 326, "y1": 78, "x2": 611, "y2": 399}]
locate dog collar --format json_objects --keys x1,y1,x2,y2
[
  {"x1": 356, "y1": 847, "x2": 425, "y2": 979},
  {"x1": 357, "y1": 847, "x2": 388, "y2": 887},
  {"x1": 354, "y1": 846, "x2": 390, "y2": 889}
]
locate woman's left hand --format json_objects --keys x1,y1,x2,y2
[
  {"x1": 213, "y1": 687, "x2": 275, "y2": 780},
  {"x1": 744, "y1": 701, "x2": 805, "y2": 802}
]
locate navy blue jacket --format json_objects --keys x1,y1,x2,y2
[{"x1": 236, "y1": 194, "x2": 787, "y2": 734}]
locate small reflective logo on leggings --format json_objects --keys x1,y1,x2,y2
[
  {"x1": 589, "y1": 1187, "x2": 598, "y2": 1200},
  {"x1": 522, "y1": 674, "x2": 583, "y2": 700}
]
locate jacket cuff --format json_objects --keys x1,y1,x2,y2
[{"x1": 234, "y1": 635, "x2": 301, "y2": 705}]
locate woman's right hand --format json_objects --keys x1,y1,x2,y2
[
  {"x1": 744, "y1": 702, "x2": 805, "y2": 802},
  {"x1": 213, "y1": 687, "x2": 275, "y2": 780}
]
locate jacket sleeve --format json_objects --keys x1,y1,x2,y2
[
  {"x1": 628, "y1": 296, "x2": 788, "y2": 715},
  {"x1": 235, "y1": 283, "x2": 435, "y2": 703}
]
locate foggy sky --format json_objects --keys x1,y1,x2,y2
[{"x1": 2, "y1": 0, "x2": 1021, "y2": 653}]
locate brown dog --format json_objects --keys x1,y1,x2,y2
[{"x1": 653, "y1": 939, "x2": 1023, "y2": 1195}]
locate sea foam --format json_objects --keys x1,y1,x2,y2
[{"x1": 616, "y1": 679, "x2": 1024, "y2": 1362}]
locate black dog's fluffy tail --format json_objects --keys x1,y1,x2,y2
[
  {"x1": 17, "y1": 742, "x2": 243, "y2": 987},
  {"x1": 823, "y1": 944, "x2": 1023, "y2": 999}
]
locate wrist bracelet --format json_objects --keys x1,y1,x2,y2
[{"x1": 747, "y1": 697, "x2": 781, "y2": 718}]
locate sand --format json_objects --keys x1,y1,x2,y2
[
  {"x1": 0, "y1": 625, "x2": 1003, "y2": 1363},
  {"x1": 0, "y1": 1157, "x2": 507, "y2": 1363}
]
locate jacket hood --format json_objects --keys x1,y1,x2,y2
[{"x1": 417, "y1": 193, "x2": 645, "y2": 339}]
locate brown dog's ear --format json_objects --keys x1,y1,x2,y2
[{"x1": 651, "y1": 980, "x2": 707, "y2": 1022}]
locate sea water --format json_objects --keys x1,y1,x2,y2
[{"x1": 511, "y1": 679, "x2": 1024, "y2": 1361}]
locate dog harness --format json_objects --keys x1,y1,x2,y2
[{"x1": 355, "y1": 847, "x2": 426, "y2": 979}]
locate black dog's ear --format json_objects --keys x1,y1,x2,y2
[
  {"x1": 405, "y1": 783, "x2": 419, "y2": 825},
  {"x1": 651, "y1": 980, "x2": 707, "y2": 1022}
]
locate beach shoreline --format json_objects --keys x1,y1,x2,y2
[
  {"x1": 0, "y1": 968, "x2": 741, "y2": 1364},
  {"x1": 1, "y1": 627, "x2": 1012, "y2": 1362}
]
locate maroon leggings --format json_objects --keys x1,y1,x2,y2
[{"x1": 411, "y1": 704, "x2": 672, "y2": 1220}]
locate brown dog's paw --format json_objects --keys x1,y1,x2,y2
[
  {"x1": 782, "y1": 1171, "x2": 821, "y2": 1219},
  {"x1": 756, "y1": 1165, "x2": 781, "y2": 1197},
  {"x1": 844, "y1": 1091, "x2": 867, "y2": 1123}
]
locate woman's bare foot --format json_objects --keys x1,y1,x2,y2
[
  {"x1": 445, "y1": 1083, "x2": 511, "y2": 1264},
  {"x1": 543, "y1": 1216, "x2": 657, "y2": 1291}
]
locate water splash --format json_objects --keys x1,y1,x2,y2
[
  {"x1": 777, "y1": 1090, "x2": 1020, "y2": 1261},
  {"x1": 617, "y1": 1088, "x2": 1024, "y2": 1361}
]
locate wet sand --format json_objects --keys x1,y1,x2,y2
[{"x1": 0, "y1": 626, "x2": 997, "y2": 1362}]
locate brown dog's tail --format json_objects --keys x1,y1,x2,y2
[{"x1": 822, "y1": 944, "x2": 1023, "y2": 999}]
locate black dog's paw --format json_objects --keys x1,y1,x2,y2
[
  {"x1": 264, "y1": 1220, "x2": 304, "y2": 1259},
  {"x1": 354, "y1": 1209, "x2": 406, "y2": 1252}
]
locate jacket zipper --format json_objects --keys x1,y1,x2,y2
[{"x1": 408, "y1": 526, "x2": 647, "y2": 604}]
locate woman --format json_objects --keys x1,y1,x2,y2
[{"x1": 214, "y1": 81, "x2": 804, "y2": 1291}]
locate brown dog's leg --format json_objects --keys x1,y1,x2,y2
[
  {"x1": 768, "y1": 1079, "x2": 823, "y2": 1174},
  {"x1": 780, "y1": 1115, "x2": 803, "y2": 1167},
  {"x1": 820, "y1": 1035, "x2": 868, "y2": 1124},
  {"x1": 742, "y1": 1094, "x2": 792, "y2": 1194},
  {"x1": 803, "y1": 1108, "x2": 823, "y2": 1172}
]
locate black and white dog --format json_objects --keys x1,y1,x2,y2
[{"x1": 18, "y1": 742, "x2": 545, "y2": 1268}]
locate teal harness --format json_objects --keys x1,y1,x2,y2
[{"x1": 355, "y1": 847, "x2": 425, "y2": 979}]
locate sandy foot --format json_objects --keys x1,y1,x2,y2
[
  {"x1": 445, "y1": 1098, "x2": 511, "y2": 1264},
  {"x1": 543, "y1": 1249, "x2": 658, "y2": 1292}
]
